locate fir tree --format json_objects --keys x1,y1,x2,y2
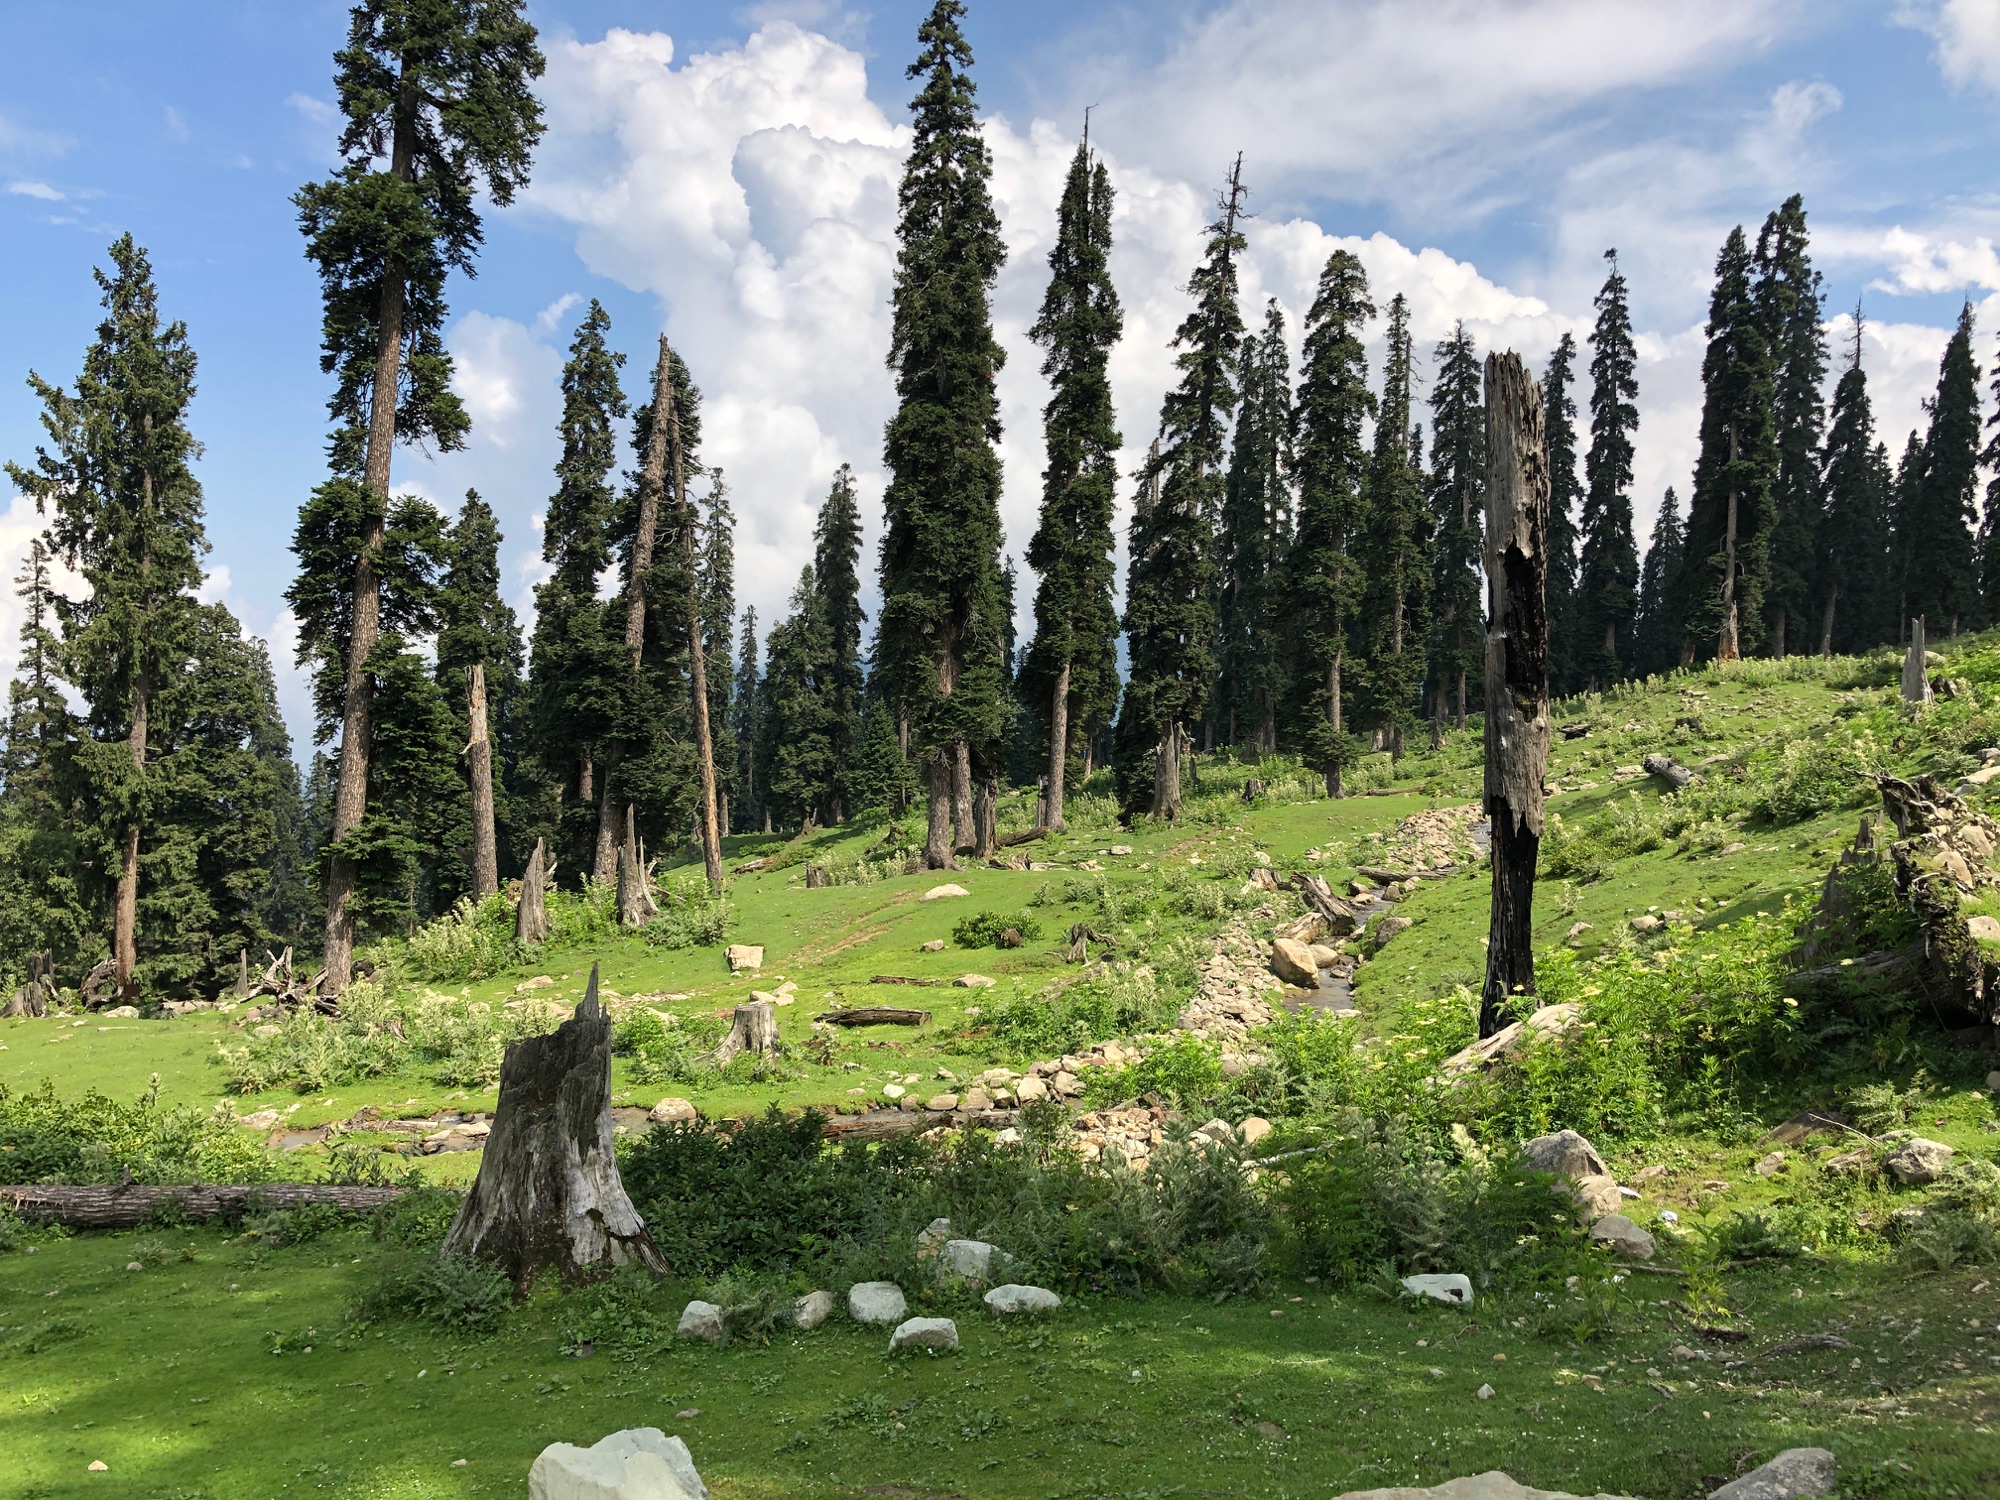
[
  {"x1": 1291, "y1": 248, "x2": 1375, "y2": 795},
  {"x1": 1904, "y1": 302, "x2": 1983, "y2": 635},
  {"x1": 1540, "y1": 333, "x2": 1583, "y2": 695},
  {"x1": 1022, "y1": 135, "x2": 1121, "y2": 830},
  {"x1": 436, "y1": 490, "x2": 523, "y2": 900},
  {"x1": 294, "y1": 0, "x2": 544, "y2": 988},
  {"x1": 877, "y1": 0, "x2": 1009, "y2": 866},
  {"x1": 732, "y1": 608, "x2": 761, "y2": 831},
  {"x1": 5, "y1": 234, "x2": 207, "y2": 1000},
  {"x1": 1754, "y1": 196, "x2": 1829, "y2": 657},
  {"x1": 755, "y1": 567, "x2": 833, "y2": 831},
  {"x1": 1819, "y1": 314, "x2": 1895, "y2": 653},
  {"x1": 1425, "y1": 321, "x2": 1484, "y2": 733},
  {"x1": 1356, "y1": 293, "x2": 1427, "y2": 754},
  {"x1": 1576, "y1": 250, "x2": 1641, "y2": 686},
  {"x1": 1677, "y1": 227, "x2": 1779, "y2": 662},
  {"x1": 698, "y1": 472, "x2": 738, "y2": 834},
  {"x1": 1633, "y1": 489, "x2": 1684, "y2": 677},
  {"x1": 1216, "y1": 298, "x2": 1294, "y2": 753},
  {"x1": 814, "y1": 464, "x2": 866, "y2": 822},
  {"x1": 1117, "y1": 156, "x2": 1247, "y2": 818},
  {"x1": 1891, "y1": 429, "x2": 1925, "y2": 634}
]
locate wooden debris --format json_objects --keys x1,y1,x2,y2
[
  {"x1": 1641, "y1": 752, "x2": 1697, "y2": 790},
  {"x1": 710, "y1": 999, "x2": 780, "y2": 1067},
  {"x1": 868, "y1": 975, "x2": 946, "y2": 988},
  {"x1": 820, "y1": 1006, "x2": 931, "y2": 1027},
  {"x1": 2, "y1": 1182, "x2": 408, "y2": 1231}
]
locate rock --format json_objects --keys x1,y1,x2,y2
[
  {"x1": 1308, "y1": 943, "x2": 1342, "y2": 968},
  {"x1": 725, "y1": 944, "x2": 763, "y2": 974},
  {"x1": 984, "y1": 1283, "x2": 1061, "y2": 1314},
  {"x1": 126, "y1": 1260, "x2": 143, "y2": 1271},
  {"x1": 920, "y1": 939, "x2": 945, "y2": 952},
  {"x1": 1824, "y1": 1149, "x2": 1870, "y2": 1175},
  {"x1": 1707, "y1": 1447, "x2": 1836, "y2": 1500},
  {"x1": 1401, "y1": 1273, "x2": 1473, "y2": 1306},
  {"x1": 847, "y1": 1281, "x2": 907, "y2": 1324},
  {"x1": 1441, "y1": 1004, "x2": 1583, "y2": 1078},
  {"x1": 103, "y1": 1004, "x2": 140, "y2": 1018},
  {"x1": 1989, "y1": 1069, "x2": 2000, "y2": 1091},
  {"x1": 889, "y1": 1316, "x2": 960, "y2": 1353},
  {"x1": 1571, "y1": 1174, "x2": 1624, "y2": 1217},
  {"x1": 676, "y1": 1300, "x2": 725, "y2": 1343},
  {"x1": 882, "y1": 1083, "x2": 905, "y2": 1099},
  {"x1": 960, "y1": 1088, "x2": 992, "y2": 1112},
  {"x1": 1015, "y1": 1074, "x2": 1050, "y2": 1102},
  {"x1": 1373, "y1": 915, "x2": 1413, "y2": 948},
  {"x1": 1239, "y1": 1116, "x2": 1273, "y2": 1147},
  {"x1": 1269, "y1": 938, "x2": 1318, "y2": 987},
  {"x1": 517, "y1": 974, "x2": 556, "y2": 991},
  {"x1": 1522, "y1": 1129, "x2": 1609, "y2": 1181},
  {"x1": 954, "y1": 974, "x2": 995, "y2": 988},
  {"x1": 649, "y1": 1097, "x2": 697, "y2": 1125},
  {"x1": 927, "y1": 1093, "x2": 960, "y2": 1112},
  {"x1": 1970, "y1": 915, "x2": 2000, "y2": 943},
  {"x1": 1475, "y1": 1383, "x2": 1495, "y2": 1400},
  {"x1": 921, "y1": 884, "x2": 970, "y2": 901},
  {"x1": 88, "y1": 1460, "x2": 108, "y2": 1471},
  {"x1": 1566, "y1": 921, "x2": 1594, "y2": 940},
  {"x1": 1051, "y1": 1070, "x2": 1082, "y2": 1098},
  {"x1": 1754, "y1": 1151, "x2": 1787, "y2": 1177},
  {"x1": 1333, "y1": 1476, "x2": 1635, "y2": 1500},
  {"x1": 1884, "y1": 1137, "x2": 1955, "y2": 1186},
  {"x1": 1109, "y1": 844, "x2": 1134, "y2": 856},
  {"x1": 1631, "y1": 914, "x2": 1664, "y2": 934},
  {"x1": 529, "y1": 1428, "x2": 707, "y2": 1500},
  {"x1": 915, "y1": 1217, "x2": 953, "y2": 1257},
  {"x1": 791, "y1": 1289, "x2": 834, "y2": 1330},
  {"x1": 236, "y1": 1108, "x2": 282, "y2": 1130},
  {"x1": 1588, "y1": 1215, "x2": 1655, "y2": 1259},
  {"x1": 940, "y1": 1238, "x2": 1003, "y2": 1283}
]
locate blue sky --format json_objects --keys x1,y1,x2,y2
[{"x1": 3, "y1": 1, "x2": 1999, "y2": 751}]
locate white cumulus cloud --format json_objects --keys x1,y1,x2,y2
[{"x1": 1898, "y1": 0, "x2": 2000, "y2": 92}]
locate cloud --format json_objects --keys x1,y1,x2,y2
[
  {"x1": 533, "y1": 292, "x2": 583, "y2": 335},
  {"x1": 8, "y1": 180, "x2": 63, "y2": 201},
  {"x1": 1898, "y1": 0, "x2": 2000, "y2": 92},
  {"x1": 1867, "y1": 226, "x2": 2000, "y2": 294},
  {"x1": 0, "y1": 109, "x2": 74, "y2": 159},
  {"x1": 284, "y1": 91, "x2": 338, "y2": 128},
  {"x1": 447, "y1": 311, "x2": 563, "y2": 449},
  {"x1": 163, "y1": 105, "x2": 190, "y2": 144}
]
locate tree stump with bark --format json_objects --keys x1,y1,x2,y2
[
  {"x1": 1478, "y1": 352, "x2": 1551, "y2": 1039},
  {"x1": 615, "y1": 806, "x2": 656, "y2": 929},
  {"x1": 710, "y1": 998, "x2": 780, "y2": 1065},
  {"x1": 516, "y1": 837, "x2": 552, "y2": 945},
  {"x1": 1903, "y1": 616, "x2": 1933, "y2": 706},
  {"x1": 440, "y1": 966, "x2": 667, "y2": 1291}
]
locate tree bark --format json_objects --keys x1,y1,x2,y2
[
  {"x1": 1478, "y1": 352, "x2": 1551, "y2": 1039},
  {"x1": 710, "y1": 998, "x2": 780, "y2": 1067},
  {"x1": 951, "y1": 740, "x2": 974, "y2": 849},
  {"x1": 972, "y1": 774, "x2": 997, "y2": 859},
  {"x1": 1328, "y1": 654, "x2": 1344, "y2": 798},
  {"x1": 615, "y1": 805, "x2": 655, "y2": 928},
  {"x1": 2, "y1": 1182, "x2": 409, "y2": 1231},
  {"x1": 516, "y1": 836, "x2": 551, "y2": 945},
  {"x1": 466, "y1": 662, "x2": 499, "y2": 900},
  {"x1": 1818, "y1": 590, "x2": 1837, "y2": 658},
  {"x1": 1150, "y1": 719, "x2": 1183, "y2": 821},
  {"x1": 1903, "y1": 616, "x2": 1933, "y2": 705},
  {"x1": 592, "y1": 776, "x2": 620, "y2": 885},
  {"x1": 923, "y1": 751, "x2": 956, "y2": 869},
  {"x1": 1045, "y1": 659, "x2": 1070, "y2": 830},
  {"x1": 1718, "y1": 424, "x2": 1741, "y2": 662},
  {"x1": 323, "y1": 68, "x2": 420, "y2": 997},
  {"x1": 442, "y1": 968, "x2": 667, "y2": 1291}
]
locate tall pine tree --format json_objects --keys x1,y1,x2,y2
[
  {"x1": 1540, "y1": 333, "x2": 1582, "y2": 695},
  {"x1": 1216, "y1": 298, "x2": 1293, "y2": 752},
  {"x1": 732, "y1": 608, "x2": 762, "y2": 831},
  {"x1": 1425, "y1": 321, "x2": 1483, "y2": 733},
  {"x1": 294, "y1": 0, "x2": 543, "y2": 988},
  {"x1": 1022, "y1": 134, "x2": 1121, "y2": 830},
  {"x1": 1356, "y1": 293, "x2": 1427, "y2": 754},
  {"x1": 1576, "y1": 251, "x2": 1640, "y2": 687},
  {"x1": 1632, "y1": 489, "x2": 1683, "y2": 677},
  {"x1": 436, "y1": 490, "x2": 523, "y2": 901},
  {"x1": 876, "y1": 1, "x2": 1009, "y2": 867},
  {"x1": 1903, "y1": 302, "x2": 1983, "y2": 635},
  {"x1": 1754, "y1": 195, "x2": 1829, "y2": 657},
  {"x1": 1819, "y1": 314, "x2": 1895, "y2": 653},
  {"x1": 814, "y1": 464, "x2": 866, "y2": 822},
  {"x1": 698, "y1": 472, "x2": 738, "y2": 835}
]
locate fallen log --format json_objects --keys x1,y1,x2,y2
[
  {"x1": 1, "y1": 1182, "x2": 409, "y2": 1231},
  {"x1": 1642, "y1": 752, "x2": 1698, "y2": 790},
  {"x1": 822, "y1": 1107, "x2": 1014, "y2": 1143},
  {"x1": 1292, "y1": 873, "x2": 1361, "y2": 936},
  {"x1": 996, "y1": 826, "x2": 1048, "y2": 849},
  {"x1": 868, "y1": 975, "x2": 945, "y2": 988},
  {"x1": 819, "y1": 1006, "x2": 931, "y2": 1027}
]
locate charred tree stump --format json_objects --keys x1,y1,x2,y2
[
  {"x1": 1903, "y1": 616, "x2": 1933, "y2": 706},
  {"x1": 516, "y1": 837, "x2": 552, "y2": 945},
  {"x1": 440, "y1": 965, "x2": 667, "y2": 1291},
  {"x1": 710, "y1": 998, "x2": 780, "y2": 1065},
  {"x1": 1478, "y1": 352, "x2": 1551, "y2": 1039}
]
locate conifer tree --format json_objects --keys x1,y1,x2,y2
[
  {"x1": 1425, "y1": 321, "x2": 1484, "y2": 733},
  {"x1": 1356, "y1": 293, "x2": 1427, "y2": 754},
  {"x1": 294, "y1": 0, "x2": 543, "y2": 989},
  {"x1": 877, "y1": 0, "x2": 1009, "y2": 866},
  {"x1": 1022, "y1": 135, "x2": 1121, "y2": 830},
  {"x1": 698, "y1": 473, "x2": 738, "y2": 835},
  {"x1": 1540, "y1": 333, "x2": 1582, "y2": 695},
  {"x1": 436, "y1": 490, "x2": 523, "y2": 900},
  {"x1": 1118, "y1": 156, "x2": 1247, "y2": 817},
  {"x1": 1819, "y1": 315, "x2": 1895, "y2": 653},
  {"x1": 1903, "y1": 303, "x2": 1983, "y2": 635},
  {"x1": 1891, "y1": 430, "x2": 1925, "y2": 634},
  {"x1": 1291, "y1": 249, "x2": 1375, "y2": 795},
  {"x1": 1576, "y1": 251, "x2": 1640, "y2": 687},
  {"x1": 732, "y1": 608, "x2": 761, "y2": 831},
  {"x1": 6, "y1": 235, "x2": 207, "y2": 1001},
  {"x1": 1677, "y1": 227, "x2": 1778, "y2": 662},
  {"x1": 1754, "y1": 195, "x2": 1829, "y2": 657},
  {"x1": 1633, "y1": 489, "x2": 1683, "y2": 677},
  {"x1": 755, "y1": 567, "x2": 832, "y2": 831},
  {"x1": 1216, "y1": 298, "x2": 1293, "y2": 752},
  {"x1": 813, "y1": 464, "x2": 866, "y2": 822}
]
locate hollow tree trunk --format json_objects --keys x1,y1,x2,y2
[
  {"x1": 323, "y1": 69, "x2": 419, "y2": 998},
  {"x1": 616, "y1": 805, "x2": 655, "y2": 928},
  {"x1": 1045, "y1": 659, "x2": 1069, "y2": 831},
  {"x1": 924, "y1": 751, "x2": 956, "y2": 869},
  {"x1": 441, "y1": 967, "x2": 668, "y2": 1292},
  {"x1": 466, "y1": 663, "x2": 499, "y2": 900},
  {"x1": 1478, "y1": 352, "x2": 1551, "y2": 1039},
  {"x1": 516, "y1": 836, "x2": 551, "y2": 945}
]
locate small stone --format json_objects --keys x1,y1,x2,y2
[
  {"x1": 1307, "y1": 943, "x2": 1342, "y2": 968},
  {"x1": 791, "y1": 1289, "x2": 834, "y2": 1330},
  {"x1": 1707, "y1": 1446, "x2": 1836, "y2": 1500},
  {"x1": 649, "y1": 1097, "x2": 697, "y2": 1125},
  {"x1": 848, "y1": 1281, "x2": 908, "y2": 1324},
  {"x1": 882, "y1": 1083, "x2": 905, "y2": 1099},
  {"x1": 725, "y1": 943, "x2": 763, "y2": 973},
  {"x1": 920, "y1": 939, "x2": 945, "y2": 952},
  {"x1": 1884, "y1": 1137, "x2": 1955, "y2": 1186},
  {"x1": 676, "y1": 1300, "x2": 725, "y2": 1343},
  {"x1": 889, "y1": 1316, "x2": 959, "y2": 1353},
  {"x1": 1588, "y1": 1214, "x2": 1656, "y2": 1259},
  {"x1": 1965, "y1": 915, "x2": 2000, "y2": 943},
  {"x1": 921, "y1": 884, "x2": 971, "y2": 901},
  {"x1": 954, "y1": 974, "x2": 996, "y2": 988},
  {"x1": 1051, "y1": 1070, "x2": 1082, "y2": 1098},
  {"x1": 1631, "y1": 913, "x2": 1664, "y2": 933},
  {"x1": 960, "y1": 1088, "x2": 992, "y2": 1112},
  {"x1": 1238, "y1": 1116, "x2": 1273, "y2": 1147},
  {"x1": 1108, "y1": 845, "x2": 1134, "y2": 856},
  {"x1": 984, "y1": 1283, "x2": 1061, "y2": 1314},
  {"x1": 88, "y1": 1461, "x2": 107, "y2": 1472},
  {"x1": 516, "y1": 974, "x2": 556, "y2": 991},
  {"x1": 235, "y1": 1108, "x2": 282, "y2": 1130},
  {"x1": 1255, "y1": 1421, "x2": 1285, "y2": 1439},
  {"x1": 1015, "y1": 1075, "x2": 1049, "y2": 1102},
  {"x1": 528, "y1": 1428, "x2": 707, "y2": 1500},
  {"x1": 1522, "y1": 1129, "x2": 1609, "y2": 1180},
  {"x1": 1754, "y1": 1151, "x2": 1788, "y2": 1177},
  {"x1": 452, "y1": 1458, "x2": 468, "y2": 1466},
  {"x1": 126, "y1": 1261, "x2": 143, "y2": 1272},
  {"x1": 1400, "y1": 1273, "x2": 1473, "y2": 1306},
  {"x1": 1476, "y1": 1383, "x2": 1495, "y2": 1399}
]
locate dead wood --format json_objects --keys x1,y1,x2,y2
[
  {"x1": 2, "y1": 1182, "x2": 407, "y2": 1230},
  {"x1": 1641, "y1": 752, "x2": 1697, "y2": 790},
  {"x1": 820, "y1": 1006, "x2": 932, "y2": 1026},
  {"x1": 1292, "y1": 873, "x2": 1361, "y2": 935},
  {"x1": 868, "y1": 975, "x2": 946, "y2": 988},
  {"x1": 709, "y1": 999, "x2": 780, "y2": 1066},
  {"x1": 516, "y1": 837, "x2": 551, "y2": 945}
]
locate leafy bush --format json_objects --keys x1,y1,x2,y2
[
  {"x1": 240, "y1": 1201, "x2": 356, "y2": 1247},
  {"x1": 371, "y1": 1187, "x2": 464, "y2": 1248},
  {"x1": 612, "y1": 1008, "x2": 727, "y2": 1086},
  {"x1": 0, "y1": 1077, "x2": 275, "y2": 1185},
  {"x1": 953, "y1": 911, "x2": 1044, "y2": 949},
  {"x1": 392, "y1": 894, "x2": 519, "y2": 982},
  {"x1": 974, "y1": 968, "x2": 1184, "y2": 1060},
  {"x1": 643, "y1": 872, "x2": 731, "y2": 949},
  {"x1": 1753, "y1": 734, "x2": 1872, "y2": 824},
  {"x1": 358, "y1": 1251, "x2": 513, "y2": 1333}
]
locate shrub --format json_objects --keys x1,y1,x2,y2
[
  {"x1": 974, "y1": 969, "x2": 1182, "y2": 1061},
  {"x1": 1753, "y1": 734, "x2": 1871, "y2": 824},
  {"x1": 372, "y1": 1187, "x2": 464, "y2": 1248},
  {"x1": 643, "y1": 873, "x2": 731, "y2": 949},
  {"x1": 0, "y1": 1077, "x2": 275, "y2": 1186},
  {"x1": 953, "y1": 911, "x2": 1044, "y2": 949},
  {"x1": 359, "y1": 1251, "x2": 513, "y2": 1333},
  {"x1": 240, "y1": 1201, "x2": 356, "y2": 1247},
  {"x1": 612, "y1": 1009, "x2": 727, "y2": 1086},
  {"x1": 389, "y1": 894, "x2": 519, "y2": 982}
]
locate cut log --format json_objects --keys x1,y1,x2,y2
[
  {"x1": 821, "y1": 1108, "x2": 1015, "y2": 1143},
  {"x1": 709, "y1": 999, "x2": 780, "y2": 1067},
  {"x1": 516, "y1": 837, "x2": 551, "y2": 945},
  {"x1": 819, "y1": 1006, "x2": 932, "y2": 1027},
  {"x1": 1641, "y1": 752, "x2": 1697, "y2": 790},
  {"x1": 868, "y1": 975, "x2": 946, "y2": 988},
  {"x1": 1558, "y1": 722, "x2": 1590, "y2": 740},
  {"x1": 3, "y1": 1182, "x2": 408, "y2": 1231},
  {"x1": 440, "y1": 966, "x2": 667, "y2": 1291},
  {"x1": 996, "y1": 826, "x2": 1048, "y2": 849},
  {"x1": 1903, "y1": 617, "x2": 1933, "y2": 706},
  {"x1": 1292, "y1": 873, "x2": 1361, "y2": 936}
]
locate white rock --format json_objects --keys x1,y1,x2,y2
[
  {"x1": 1884, "y1": 1137, "x2": 1955, "y2": 1186},
  {"x1": 724, "y1": 944, "x2": 763, "y2": 973},
  {"x1": 236, "y1": 1109, "x2": 281, "y2": 1130},
  {"x1": 1269, "y1": 937, "x2": 1318, "y2": 987},
  {"x1": 1521, "y1": 1129, "x2": 1608, "y2": 1180},
  {"x1": 104, "y1": 1005, "x2": 140, "y2": 1019},
  {"x1": 1109, "y1": 845, "x2": 1134, "y2": 856},
  {"x1": 1707, "y1": 1447, "x2": 1836, "y2": 1500},
  {"x1": 847, "y1": 1281, "x2": 907, "y2": 1324},
  {"x1": 1051, "y1": 1070, "x2": 1082, "y2": 1098},
  {"x1": 676, "y1": 1301, "x2": 725, "y2": 1343},
  {"x1": 927, "y1": 1093, "x2": 960, "y2": 1111},
  {"x1": 1476, "y1": 1383, "x2": 1495, "y2": 1399},
  {"x1": 921, "y1": 884, "x2": 971, "y2": 901},
  {"x1": 882, "y1": 1083, "x2": 906, "y2": 1099},
  {"x1": 648, "y1": 1098, "x2": 697, "y2": 1125},
  {"x1": 529, "y1": 1428, "x2": 707, "y2": 1500},
  {"x1": 954, "y1": 974, "x2": 996, "y2": 988},
  {"x1": 1334, "y1": 1476, "x2": 1634, "y2": 1500},
  {"x1": 994, "y1": 1127, "x2": 1022, "y2": 1144},
  {"x1": 1308, "y1": 943, "x2": 1342, "y2": 968},
  {"x1": 889, "y1": 1316, "x2": 959, "y2": 1353},
  {"x1": 1588, "y1": 1215, "x2": 1656, "y2": 1259},
  {"x1": 940, "y1": 1238, "x2": 1003, "y2": 1283},
  {"x1": 1969, "y1": 915, "x2": 2000, "y2": 943},
  {"x1": 790, "y1": 1290, "x2": 834, "y2": 1330},
  {"x1": 1400, "y1": 1273, "x2": 1473, "y2": 1306},
  {"x1": 1239, "y1": 1116, "x2": 1273, "y2": 1147},
  {"x1": 920, "y1": 939, "x2": 945, "y2": 952},
  {"x1": 984, "y1": 1283, "x2": 1061, "y2": 1314},
  {"x1": 1015, "y1": 1075, "x2": 1050, "y2": 1102}
]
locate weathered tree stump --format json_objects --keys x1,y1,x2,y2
[
  {"x1": 615, "y1": 806, "x2": 655, "y2": 929},
  {"x1": 1479, "y1": 351, "x2": 1551, "y2": 1039},
  {"x1": 80, "y1": 959, "x2": 118, "y2": 1009},
  {"x1": 6, "y1": 950, "x2": 54, "y2": 1017},
  {"x1": 1292, "y1": 873, "x2": 1361, "y2": 936},
  {"x1": 441, "y1": 966, "x2": 667, "y2": 1291},
  {"x1": 804, "y1": 864, "x2": 830, "y2": 889},
  {"x1": 1903, "y1": 616, "x2": 1933, "y2": 706},
  {"x1": 1241, "y1": 778, "x2": 1265, "y2": 803},
  {"x1": 710, "y1": 998, "x2": 780, "y2": 1065},
  {"x1": 516, "y1": 837, "x2": 552, "y2": 945}
]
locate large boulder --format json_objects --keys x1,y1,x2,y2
[
  {"x1": 1522, "y1": 1130, "x2": 1609, "y2": 1180},
  {"x1": 1334, "y1": 1473, "x2": 1634, "y2": 1500},
  {"x1": 1269, "y1": 937, "x2": 1318, "y2": 988},
  {"x1": 939, "y1": 1238, "x2": 1003, "y2": 1284},
  {"x1": 1707, "y1": 1448, "x2": 1835, "y2": 1500},
  {"x1": 1441, "y1": 1004, "x2": 1582, "y2": 1078},
  {"x1": 724, "y1": 944, "x2": 763, "y2": 974},
  {"x1": 1401, "y1": 1273, "x2": 1473, "y2": 1306},
  {"x1": 1587, "y1": 1215, "x2": 1656, "y2": 1260},
  {"x1": 529, "y1": 1428, "x2": 707, "y2": 1500},
  {"x1": 920, "y1": 884, "x2": 970, "y2": 901},
  {"x1": 889, "y1": 1316, "x2": 960, "y2": 1353},
  {"x1": 790, "y1": 1290, "x2": 834, "y2": 1330},
  {"x1": 847, "y1": 1281, "x2": 907, "y2": 1324},
  {"x1": 1884, "y1": 1137, "x2": 1955, "y2": 1186},
  {"x1": 984, "y1": 1283, "x2": 1061, "y2": 1314},
  {"x1": 649, "y1": 1098, "x2": 697, "y2": 1125},
  {"x1": 676, "y1": 1301, "x2": 725, "y2": 1344}
]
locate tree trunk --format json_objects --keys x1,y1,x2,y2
[
  {"x1": 625, "y1": 336, "x2": 672, "y2": 670},
  {"x1": 924, "y1": 751, "x2": 956, "y2": 869},
  {"x1": 951, "y1": 740, "x2": 974, "y2": 850},
  {"x1": 323, "y1": 69, "x2": 420, "y2": 998},
  {"x1": 1455, "y1": 668, "x2": 1467, "y2": 731},
  {"x1": 1478, "y1": 352, "x2": 1551, "y2": 1039},
  {"x1": 674, "y1": 416, "x2": 724, "y2": 894},
  {"x1": 616, "y1": 805, "x2": 655, "y2": 928},
  {"x1": 2, "y1": 1182, "x2": 409, "y2": 1231},
  {"x1": 1718, "y1": 424, "x2": 1741, "y2": 662},
  {"x1": 592, "y1": 775, "x2": 619, "y2": 884},
  {"x1": 578, "y1": 756, "x2": 593, "y2": 807},
  {"x1": 466, "y1": 663, "x2": 499, "y2": 900},
  {"x1": 1903, "y1": 616, "x2": 1933, "y2": 705},
  {"x1": 1818, "y1": 589, "x2": 1837, "y2": 658},
  {"x1": 516, "y1": 836, "x2": 551, "y2": 945},
  {"x1": 235, "y1": 947, "x2": 249, "y2": 1001},
  {"x1": 972, "y1": 774, "x2": 996, "y2": 859},
  {"x1": 1150, "y1": 719, "x2": 1182, "y2": 821},
  {"x1": 441, "y1": 966, "x2": 668, "y2": 1292},
  {"x1": 1329, "y1": 653, "x2": 1344, "y2": 799},
  {"x1": 1774, "y1": 609, "x2": 1788, "y2": 660},
  {"x1": 710, "y1": 998, "x2": 780, "y2": 1068},
  {"x1": 1045, "y1": 659, "x2": 1070, "y2": 830}
]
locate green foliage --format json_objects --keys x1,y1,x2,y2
[
  {"x1": 391, "y1": 893, "x2": 519, "y2": 982},
  {"x1": 0, "y1": 1077, "x2": 274, "y2": 1186},
  {"x1": 952, "y1": 910, "x2": 1043, "y2": 948},
  {"x1": 641, "y1": 873, "x2": 730, "y2": 950},
  {"x1": 358, "y1": 1250, "x2": 513, "y2": 1334},
  {"x1": 1752, "y1": 733, "x2": 1872, "y2": 823},
  {"x1": 239, "y1": 1201, "x2": 356, "y2": 1247},
  {"x1": 612, "y1": 1008, "x2": 726, "y2": 1086},
  {"x1": 975, "y1": 969, "x2": 1184, "y2": 1061},
  {"x1": 371, "y1": 1187, "x2": 463, "y2": 1249}
]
